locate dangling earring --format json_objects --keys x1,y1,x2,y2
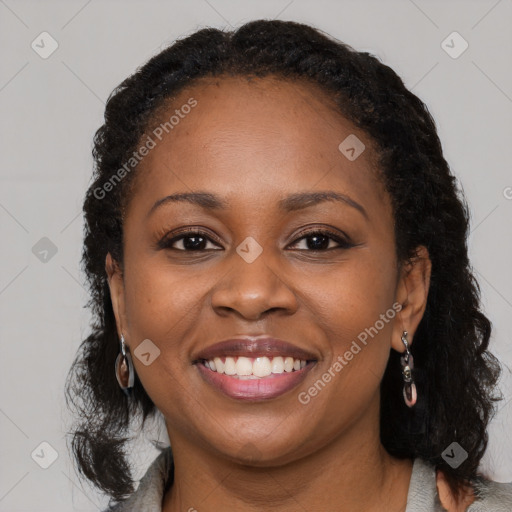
[
  {"x1": 115, "y1": 334, "x2": 135, "y2": 396},
  {"x1": 400, "y1": 331, "x2": 417, "y2": 407}
]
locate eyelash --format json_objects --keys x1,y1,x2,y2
[{"x1": 157, "y1": 227, "x2": 354, "y2": 252}]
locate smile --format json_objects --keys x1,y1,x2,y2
[{"x1": 196, "y1": 355, "x2": 316, "y2": 401}]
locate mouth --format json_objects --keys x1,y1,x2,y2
[{"x1": 192, "y1": 337, "x2": 318, "y2": 401}]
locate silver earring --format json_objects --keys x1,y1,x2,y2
[
  {"x1": 115, "y1": 334, "x2": 134, "y2": 396},
  {"x1": 400, "y1": 331, "x2": 417, "y2": 407}
]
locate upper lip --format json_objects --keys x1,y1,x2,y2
[{"x1": 193, "y1": 336, "x2": 318, "y2": 362}]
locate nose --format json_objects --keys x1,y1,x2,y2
[{"x1": 210, "y1": 248, "x2": 298, "y2": 321}]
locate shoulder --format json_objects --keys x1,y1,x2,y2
[
  {"x1": 469, "y1": 478, "x2": 512, "y2": 511},
  {"x1": 436, "y1": 469, "x2": 512, "y2": 512},
  {"x1": 101, "y1": 447, "x2": 174, "y2": 512}
]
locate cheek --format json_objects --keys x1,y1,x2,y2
[
  {"x1": 123, "y1": 255, "x2": 202, "y2": 339},
  {"x1": 119, "y1": 262, "x2": 203, "y2": 412},
  {"x1": 306, "y1": 247, "x2": 397, "y2": 341},
  {"x1": 303, "y1": 245, "x2": 398, "y2": 397},
  {"x1": 121, "y1": 256, "x2": 206, "y2": 405}
]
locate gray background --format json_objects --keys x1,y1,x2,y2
[{"x1": 1, "y1": 0, "x2": 511, "y2": 510}]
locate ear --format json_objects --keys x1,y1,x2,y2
[
  {"x1": 106, "y1": 252, "x2": 127, "y2": 339},
  {"x1": 391, "y1": 245, "x2": 432, "y2": 353}
]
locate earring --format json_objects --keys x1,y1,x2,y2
[
  {"x1": 400, "y1": 331, "x2": 417, "y2": 407},
  {"x1": 115, "y1": 334, "x2": 135, "y2": 396}
]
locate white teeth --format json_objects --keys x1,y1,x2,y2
[
  {"x1": 235, "y1": 356, "x2": 253, "y2": 376},
  {"x1": 271, "y1": 356, "x2": 284, "y2": 374},
  {"x1": 253, "y1": 357, "x2": 272, "y2": 377},
  {"x1": 214, "y1": 357, "x2": 225, "y2": 374},
  {"x1": 224, "y1": 357, "x2": 237, "y2": 375},
  {"x1": 204, "y1": 356, "x2": 308, "y2": 377}
]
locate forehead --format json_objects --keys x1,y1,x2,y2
[
  {"x1": 146, "y1": 75, "x2": 364, "y2": 162},
  {"x1": 127, "y1": 75, "x2": 389, "y2": 220}
]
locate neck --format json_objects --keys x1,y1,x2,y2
[{"x1": 162, "y1": 399, "x2": 412, "y2": 512}]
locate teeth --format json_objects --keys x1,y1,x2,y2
[
  {"x1": 235, "y1": 356, "x2": 253, "y2": 376},
  {"x1": 284, "y1": 357, "x2": 294, "y2": 372},
  {"x1": 204, "y1": 356, "x2": 308, "y2": 377},
  {"x1": 224, "y1": 357, "x2": 236, "y2": 375},
  {"x1": 271, "y1": 356, "x2": 284, "y2": 374},
  {"x1": 253, "y1": 357, "x2": 272, "y2": 377},
  {"x1": 213, "y1": 357, "x2": 224, "y2": 374}
]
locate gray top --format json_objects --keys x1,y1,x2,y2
[{"x1": 105, "y1": 447, "x2": 512, "y2": 511}]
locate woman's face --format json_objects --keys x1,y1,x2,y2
[{"x1": 108, "y1": 76, "x2": 429, "y2": 465}]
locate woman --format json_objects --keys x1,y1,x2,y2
[{"x1": 65, "y1": 19, "x2": 512, "y2": 511}]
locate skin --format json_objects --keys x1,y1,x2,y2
[{"x1": 106, "y1": 75, "x2": 438, "y2": 511}]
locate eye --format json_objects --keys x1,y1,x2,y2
[
  {"x1": 157, "y1": 228, "x2": 355, "y2": 252},
  {"x1": 288, "y1": 229, "x2": 354, "y2": 251},
  {"x1": 158, "y1": 229, "x2": 222, "y2": 251}
]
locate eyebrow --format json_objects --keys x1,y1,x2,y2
[
  {"x1": 279, "y1": 191, "x2": 368, "y2": 219},
  {"x1": 148, "y1": 191, "x2": 368, "y2": 220}
]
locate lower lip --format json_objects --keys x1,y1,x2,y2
[{"x1": 195, "y1": 362, "x2": 315, "y2": 401}]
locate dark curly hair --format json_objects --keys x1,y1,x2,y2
[{"x1": 64, "y1": 18, "x2": 502, "y2": 506}]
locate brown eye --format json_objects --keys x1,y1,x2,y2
[
  {"x1": 158, "y1": 229, "x2": 222, "y2": 251},
  {"x1": 289, "y1": 229, "x2": 355, "y2": 251}
]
